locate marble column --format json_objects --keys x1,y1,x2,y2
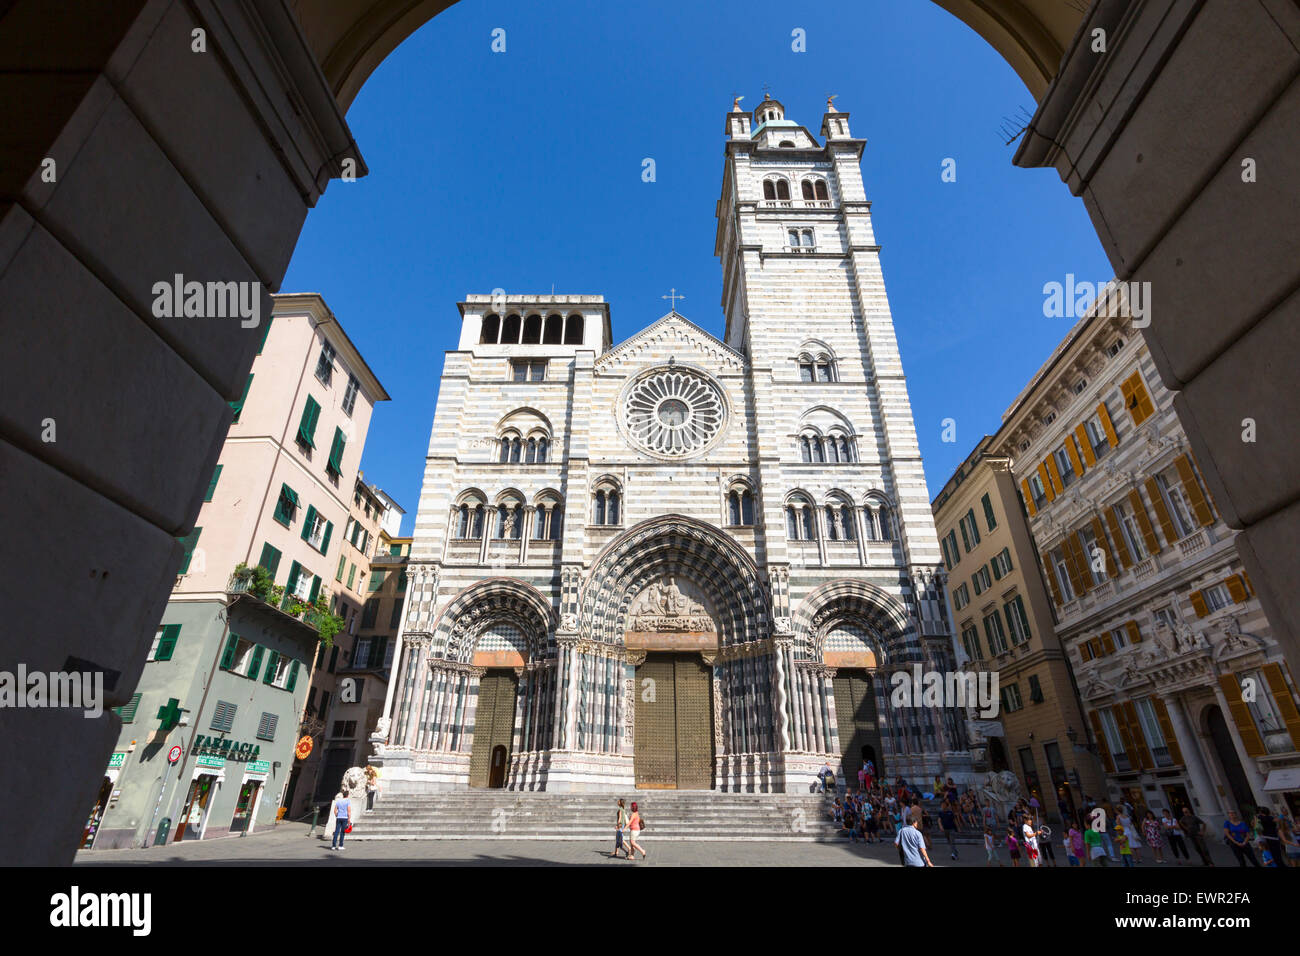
[{"x1": 1162, "y1": 693, "x2": 1223, "y2": 818}]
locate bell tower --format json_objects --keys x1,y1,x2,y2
[{"x1": 714, "y1": 93, "x2": 954, "y2": 724}]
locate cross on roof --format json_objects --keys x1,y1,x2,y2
[{"x1": 662, "y1": 288, "x2": 685, "y2": 311}]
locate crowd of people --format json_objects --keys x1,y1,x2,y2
[{"x1": 819, "y1": 764, "x2": 1300, "y2": 868}]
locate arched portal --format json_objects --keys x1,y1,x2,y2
[
  {"x1": 580, "y1": 516, "x2": 773, "y2": 790},
  {"x1": 391, "y1": 579, "x2": 555, "y2": 790},
  {"x1": 793, "y1": 580, "x2": 940, "y2": 784},
  {"x1": 1204, "y1": 704, "x2": 1257, "y2": 816}
]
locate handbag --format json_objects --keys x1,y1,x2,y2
[{"x1": 345, "y1": 822, "x2": 353, "y2": 833}]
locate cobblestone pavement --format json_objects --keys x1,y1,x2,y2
[{"x1": 75, "y1": 821, "x2": 1243, "y2": 867}]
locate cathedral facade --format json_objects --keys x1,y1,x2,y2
[{"x1": 375, "y1": 95, "x2": 967, "y2": 793}]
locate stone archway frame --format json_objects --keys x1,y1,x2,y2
[
  {"x1": 578, "y1": 514, "x2": 771, "y2": 648},
  {"x1": 791, "y1": 578, "x2": 923, "y2": 670},
  {"x1": 429, "y1": 577, "x2": 557, "y2": 665}
]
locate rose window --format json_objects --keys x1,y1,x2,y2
[{"x1": 622, "y1": 367, "x2": 726, "y2": 458}]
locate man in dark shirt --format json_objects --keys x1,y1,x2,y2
[
  {"x1": 939, "y1": 804, "x2": 960, "y2": 860},
  {"x1": 1179, "y1": 806, "x2": 1213, "y2": 866}
]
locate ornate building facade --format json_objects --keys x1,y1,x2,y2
[
  {"x1": 373, "y1": 95, "x2": 964, "y2": 793},
  {"x1": 992, "y1": 288, "x2": 1300, "y2": 824}
]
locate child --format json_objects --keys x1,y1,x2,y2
[
  {"x1": 984, "y1": 826, "x2": 1002, "y2": 866},
  {"x1": 1069, "y1": 824, "x2": 1085, "y2": 867},
  {"x1": 1006, "y1": 825, "x2": 1021, "y2": 867},
  {"x1": 1085, "y1": 824, "x2": 1107, "y2": 866},
  {"x1": 1260, "y1": 838, "x2": 1277, "y2": 867},
  {"x1": 1114, "y1": 823, "x2": 1134, "y2": 867},
  {"x1": 1064, "y1": 829, "x2": 1079, "y2": 866}
]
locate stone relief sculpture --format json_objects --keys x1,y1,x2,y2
[
  {"x1": 627, "y1": 576, "x2": 714, "y2": 631},
  {"x1": 980, "y1": 769, "x2": 1024, "y2": 810}
]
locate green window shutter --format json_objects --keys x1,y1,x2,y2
[
  {"x1": 1014, "y1": 598, "x2": 1032, "y2": 641},
  {"x1": 991, "y1": 557, "x2": 1002, "y2": 581},
  {"x1": 263, "y1": 650, "x2": 279, "y2": 685},
  {"x1": 230, "y1": 374, "x2": 254, "y2": 423},
  {"x1": 273, "y1": 484, "x2": 300, "y2": 526},
  {"x1": 327, "y1": 427, "x2": 346, "y2": 476},
  {"x1": 967, "y1": 509, "x2": 980, "y2": 545},
  {"x1": 114, "y1": 693, "x2": 142, "y2": 723},
  {"x1": 258, "y1": 543, "x2": 282, "y2": 578},
  {"x1": 297, "y1": 395, "x2": 320, "y2": 448},
  {"x1": 247, "y1": 644, "x2": 265, "y2": 682},
  {"x1": 368, "y1": 569, "x2": 385, "y2": 592},
  {"x1": 320, "y1": 520, "x2": 333, "y2": 556},
  {"x1": 177, "y1": 527, "x2": 202, "y2": 574},
  {"x1": 336, "y1": 554, "x2": 346, "y2": 581},
  {"x1": 982, "y1": 493, "x2": 997, "y2": 531},
  {"x1": 284, "y1": 562, "x2": 301, "y2": 608},
  {"x1": 257, "y1": 316, "x2": 273, "y2": 355},
  {"x1": 204, "y1": 464, "x2": 223, "y2": 503},
  {"x1": 301, "y1": 505, "x2": 317, "y2": 542},
  {"x1": 398, "y1": 569, "x2": 408, "y2": 592},
  {"x1": 308, "y1": 575, "x2": 321, "y2": 603},
  {"x1": 959, "y1": 520, "x2": 970, "y2": 553},
  {"x1": 155, "y1": 624, "x2": 181, "y2": 661},
  {"x1": 220, "y1": 633, "x2": 239, "y2": 670},
  {"x1": 286, "y1": 660, "x2": 300, "y2": 693}
]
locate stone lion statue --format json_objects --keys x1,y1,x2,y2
[
  {"x1": 341, "y1": 766, "x2": 366, "y2": 798},
  {"x1": 980, "y1": 770, "x2": 1023, "y2": 808}
]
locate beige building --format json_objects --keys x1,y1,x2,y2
[
  {"x1": 992, "y1": 289, "x2": 1300, "y2": 825},
  {"x1": 287, "y1": 475, "x2": 399, "y2": 813},
  {"x1": 90, "y1": 292, "x2": 388, "y2": 847},
  {"x1": 933, "y1": 437, "x2": 1108, "y2": 822}
]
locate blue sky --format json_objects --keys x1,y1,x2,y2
[{"x1": 283, "y1": 0, "x2": 1112, "y2": 533}]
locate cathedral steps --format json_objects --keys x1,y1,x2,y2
[{"x1": 347, "y1": 792, "x2": 985, "y2": 843}]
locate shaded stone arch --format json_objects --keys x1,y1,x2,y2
[
  {"x1": 792, "y1": 579, "x2": 920, "y2": 666},
  {"x1": 579, "y1": 514, "x2": 769, "y2": 647},
  {"x1": 431, "y1": 577, "x2": 556, "y2": 664}
]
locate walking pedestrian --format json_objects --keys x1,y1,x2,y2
[
  {"x1": 939, "y1": 802, "x2": 959, "y2": 860},
  {"x1": 1179, "y1": 806, "x2": 1213, "y2": 866},
  {"x1": 1161, "y1": 808, "x2": 1188, "y2": 865},
  {"x1": 1223, "y1": 810, "x2": 1260, "y2": 867},
  {"x1": 626, "y1": 801, "x2": 647, "y2": 860},
  {"x1": 1021, "y1": 814, "x2": 1043, "y2": 868},
  {"x1": 1006, "y1": 825, "x2": 1021, "y2": 867},
  {"x1": 896, "y1": 812, "x2": 932, "y2": 867},
  {"x1": 611, "y1": 798, "x2": 629, "y2": 859},
  {"x1": 984, "y1": 826, "x2": 1002, "y2": 866},
  {"x1": 328, "y1": 790, "x2": 351, "y2": 851}
]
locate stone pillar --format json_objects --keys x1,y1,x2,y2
[
  {"x1": 1210, "y1": 679, "x2": 1270, "y2": 808},
  {"x1": 772, "y1": 636, "x2": 792, "y2": 752},
  {"x1": 1162, "y1": 693, "x2": 1223, "y2": 819}
]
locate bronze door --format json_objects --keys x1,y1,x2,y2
[
  {"x1": 634, "y1": 653, "x2": 714, "y2": 790},
  {"x1": 469, "y1": 670, "x2": 518, "y2": 788},
  {"x1": 833, "y1": 670, "x2": 883, "y2": 784}
]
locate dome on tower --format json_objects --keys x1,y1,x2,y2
[{"x1": 752, "y1": 93, "x2": 793, "y2": 128}]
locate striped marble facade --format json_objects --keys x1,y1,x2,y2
[{"x1": 373, "y1": 96, "x2": 967, "y2": 794}]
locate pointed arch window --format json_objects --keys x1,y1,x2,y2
[{"x1": 840, "y1": 504, "x2": 856, "y2": 540}]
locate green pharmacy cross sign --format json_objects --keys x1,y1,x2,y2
[{"x1": 156, "y1": 697, "x2": 182, "y2": 731}]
